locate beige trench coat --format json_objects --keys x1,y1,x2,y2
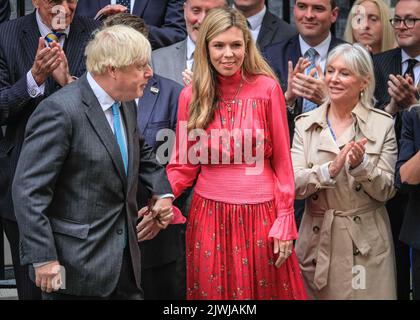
[{"x1": 292, "y1": 102, "x2": 397, "y2": 300}]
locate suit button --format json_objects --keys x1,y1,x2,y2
[
  {"x1": 353, "y1": 216, "x2": 361, "y2": 224},
  {"x1": 353, "y1": 248, "x2": 360, "y2": 256},
  {"x1": 312, "y1": 258, "x2": 317, "y2": 266},
  {"x1": 313, "y1": 226, "x2": 320, "y2": 234},
  {"x1": 117, "y1": 229, "x2": 123, "y2": 235},
  {"x1": 355, "y1": 184, "x2": 362, "y2": 192},
  {"x1": 308, "y1": 162, "x2": 314, "y2": 169},
  {"x1": 311, "y1": 194, "x2": 318, "y2": 201}
]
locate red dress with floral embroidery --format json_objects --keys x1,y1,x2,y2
[{"x1": 166, "y1": 71, "x2": 307, "y2": 300}]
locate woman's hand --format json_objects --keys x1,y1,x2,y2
[
  {"x1": 273, "y1": 239, "x2": 294, "y2": 268},
  {"x1": 328, "y1": 142, "x2": 354, "y2": 178},
  {"x1": 347, "y1": 138, "x2": 367, "y2": 169}
]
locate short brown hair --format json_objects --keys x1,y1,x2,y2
[{"x1": 103, "y1": 12, "x2": 149, "y2": 37}]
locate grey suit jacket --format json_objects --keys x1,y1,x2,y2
[
  {"x1": 151, "y1": 39, "x2": 187, "y2": 86},
  {"x1": 12, "y1": 74, "x2": 173, "y2": 297}
]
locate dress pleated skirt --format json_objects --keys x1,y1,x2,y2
[{"x1": 186, "y1": 193, "x2": 308, "y2": 300}]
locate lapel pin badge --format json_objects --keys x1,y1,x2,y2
[{"x1": 150, "y1": 86, "x2": 159, "y2": 95}]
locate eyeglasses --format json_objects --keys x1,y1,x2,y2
[{"x1": 389, "y1": 17, "x2": 420, "y2": 29}]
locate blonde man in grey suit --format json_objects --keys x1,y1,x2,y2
[{"x1": 12, "y1": 25, "x2": 175, "y2": 300}]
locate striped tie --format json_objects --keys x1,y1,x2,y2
[
  {"x1": 302, "y1": 48, "x2": 319, "y2": 113},
  {"x1": 112, "y1": 102, "x2": 128, "y2": 174},
  {"x1": 404, "y1": 59, "x2": 418, "y2": 85},
  {"x1": 45, "y1": 32, "x2": 65, "y2": 45}
]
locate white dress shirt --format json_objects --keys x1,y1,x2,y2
[
  {"x1": 86, "y1": 73, "x2": 128, "y2": 153},
  {"x1": 299, "y1": 33, "x2": 332, "y2": 73},
  {"x1": 401, "y1": 49, "x2": 420, "y2": 87},
  {"x1": 245, "y1": 5, "x2": 266, "y2": 43},
  {"x1": 186, "y1": 35, "x2": 196, "y2": 71}
]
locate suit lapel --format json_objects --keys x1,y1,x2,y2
[
  {"x1": 177, "y1": 40, "x2": 188, "y2": 73},
  {"x1": 138, "y1": 76, "x2": 159, "y2": 135},
  {"x1": 133, "y1": 0, "x2": 148, "y2": 16},
  {"x1": 392, "y1": 49, "x2": 402, "y2": 75},
  {"x1": 257, "y1": 12, "x2": 275, "y2": 50},
  {"x1": 121, "y1": 101, "x2": 137, "y2": 189},
  {"x1": 20, "y1": 13, "x2": 40, "y2": 72},
  {"x1": 80, "y1": 75, "x2": 128, "y2": 188}
]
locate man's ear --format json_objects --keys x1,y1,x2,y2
[
  {"x1": 107, "y1": 65, "x2": 117, "y2": 79},
  {"x1": 32, "y1": 0, "x2": 40, "y2": 9},
  {"x1": 331, "y1": 6, "x2": 339, "y2": 25}
]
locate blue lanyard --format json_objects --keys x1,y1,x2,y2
[{"x1": 326, "y1": 114, "x2": 337, "y2": 142}]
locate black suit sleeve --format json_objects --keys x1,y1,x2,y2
[
  {"x1": 395, "y1": 108, "x2": 420, "y2": 194},
  {"x1": 138, "y1": 135, "x2": 173, "y2": 196},
  {"x1": 0, "y1": 24, "x2": 35, "y2": 125}
]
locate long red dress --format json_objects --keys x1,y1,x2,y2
[{"x1": 166, "y1": 71, "x2": 307, "y2": 300}]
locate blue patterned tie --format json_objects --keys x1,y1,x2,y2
[
  {"x1": 302, "y1": 48, "x2": 319, "y2": 113},
  {"x1": 45, "y1": 32, "x2": 65, "y2": 45},
  {"x1": 112, "y1": 102, "x2": 128, "y2": 174},
  {"x1": 116, "y1": 0, "x2": 131, "y2": 11}
]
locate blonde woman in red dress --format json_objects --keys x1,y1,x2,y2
[{"x1": 166, "y1": 7, "x2": 307, "y2": 300}]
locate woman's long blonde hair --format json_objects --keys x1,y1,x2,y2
[
  {"x1": 344, "y1": 0, "x2": 396, "y2": 53},
  {"x1": 188, "y1": 7, "x2": 277, "y2": 131}
]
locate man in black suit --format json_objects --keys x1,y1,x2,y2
[
  {"x1": 0, "y1": 0, "x2": 99, "y2": 299},
  {"x1": 373, "y1": 0, "x2": 420, "y2": 300},
  {"x1": 0, "y1": 0, "x2": 10, "y2": 24},
  {"x1": 264, "y1": 0, "x2": 344, "y2": 141},
  {"x1": 75, "y1": 0, "x2": 186, "y2": 49},
  {"x1": 395, "y1": 104, "x2": 420, "y2": 300},
  {"x1": 233, "y1": 0, "x2": 296, "y2": 52}
]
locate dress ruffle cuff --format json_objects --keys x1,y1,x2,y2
[
  {"x1": 172, "y1": 205, "x2": 187, "y2": 224},
  {"x1": 268, "y1": 209, "x2": 298, "y2": 240}
]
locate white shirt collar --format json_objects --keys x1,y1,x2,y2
[
  {"x1": 86, "y1": 72, "x2": 117, "y2": 113},
  {"x1": 35, "y1": 9, "x2": 70, "y2": 39},
  {"x1": 401, "y1": 49, "x2": 420, "y2": 64},
  {"x1": 246, "y1": 5, "x2": 266, "y2": 31},
  {"x1": 186, "y1": 35, "x2": 196, "y2": 61},
  {"x1": 299, "y1": 33, "x2": 332, "y2": 60}
]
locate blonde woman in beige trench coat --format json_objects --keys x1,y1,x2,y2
[{"x1": 291, "y1": 43, "x2": 397, "y2": 300}]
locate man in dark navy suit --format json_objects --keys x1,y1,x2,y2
[
  {"x1": 395, "y1": 104, "x2": 420, "y2": 301},
  {"x1": 75, "y1": 0, "x2": 186, "y2": 49},
  {"x1": 373, "y1": 0, "x2": 420, "y2": 300},
  {"x1": 264, "y1": 0, "x2": 344, "y2": 141},
  {"x1": 104, "y1": 13, "x2": 185, "y2": 300},
  {"x1": 0, "y1": 0, "x2": 99, "y2": 299},
  {"x1": 233, "y1": 0, "x2": 296, "y2": 53},
  {"x1": 136, "y1": 74, "x2": 185, "y2": 300}
]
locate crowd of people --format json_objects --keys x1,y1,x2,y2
[{"x1": 0, "y1": 0, "x2": 419, "y2": 300}]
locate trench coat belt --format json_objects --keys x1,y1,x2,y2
[{"x1": 309, "y1": 202, "x2": 383, "y2": 290}]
